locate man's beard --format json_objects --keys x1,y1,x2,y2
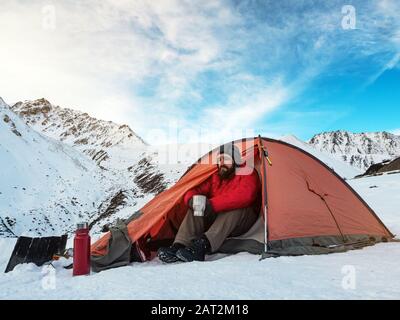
[{"x1": 218, "y1": 165, "x2": 235, "y2": 179}]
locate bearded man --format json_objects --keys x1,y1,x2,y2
[{"x1": 157, "y1": 143, "x2": 261, "y2": 263}]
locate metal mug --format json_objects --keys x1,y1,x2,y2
[{"x1": 192, "y1": 195, "x2": 207, "y2": 216}]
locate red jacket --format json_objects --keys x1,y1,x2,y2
[{"x1": 183, "y1": 167, "x2": 261, "y2": 213}]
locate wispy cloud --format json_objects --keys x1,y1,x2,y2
[
  {"x1": 361, "y1": 0, "x2": 400, "y2": 87},
  {"x1": 0, "y1": 0, "x2": 245, "y2": 133},
  {"x1": 0, "y1": 0, "x2": 399, "y2": 144},
  {"x1": 365, "y1": 52, "x2": 400, "y2": 87}
]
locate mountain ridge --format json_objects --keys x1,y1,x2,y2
[
  {"x1": 309, "y1": 130, "x2": 400, "y2": 170},
  {"x1": 0, "y1": 97, "x2": 113, "y2": 237},
  {"x1": 11, "y1": 98, "x2": 148, "y2": 168}
]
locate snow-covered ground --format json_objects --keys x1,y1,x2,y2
[{"x1": 0, "y1": 173, "x2": 399, "y2": 300}]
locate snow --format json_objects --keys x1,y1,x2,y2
[
  {"x1": 348, "y1": 174, "x2": 400, "y2": 236},
  {"x1": 0, "y1": 173, "x2": 399, "y2": 299},
  {"x1": 0, "y1": 101, "x2": 111, "y2": 236}
]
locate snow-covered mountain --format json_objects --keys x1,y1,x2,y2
[
  {"x1": 10, "y1": 98, "x2": 182, "y2": 192},
  {"x1": 5, "y1": 98, "x2": 187, "y2": 236},
  {"x1": 11, "y1": 98, "x2": 147, "y2": 169},
  {"x1": 309, "y1": 130, "x2": 400, "y2": 170},
  {"x1": 0, "y1": 97, "x2": 113, "y2": 237}
]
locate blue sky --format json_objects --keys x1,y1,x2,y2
[
  {"x1": 0, "y1": 0, "x2": 399, "y2": 144},
  {"x1": 262, "y1": 66, "x2": 400, "y2": 140}
]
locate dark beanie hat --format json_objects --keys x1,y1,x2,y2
[{"x1": 218, "y1": 142, "x2": 243, "y2": 166}]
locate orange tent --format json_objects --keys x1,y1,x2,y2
[{"x1": 91, "y1": 137, "x2": 394, "y2": 271}]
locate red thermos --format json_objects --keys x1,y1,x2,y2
[{"x1": 73, "y1": 222, "x2": 91, "y2": 276}]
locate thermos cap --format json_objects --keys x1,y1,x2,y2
[{"x1": 77, "y1": 222, "x2": 88, "y2": 230}]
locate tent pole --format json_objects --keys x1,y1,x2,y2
[
  {"x1": 263, "y1": 204, "x2": 268, "y2": 253},
  {"x1": 257, "y1": 135, "x2": 271, "y2": 254}
]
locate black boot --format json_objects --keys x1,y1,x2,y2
[
  {"x1": 157, "y1": 243, "x2": 185, "y2": 263},
  {"x1": 176, "y1": 236, "x2": 211, "y2": 262}
]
